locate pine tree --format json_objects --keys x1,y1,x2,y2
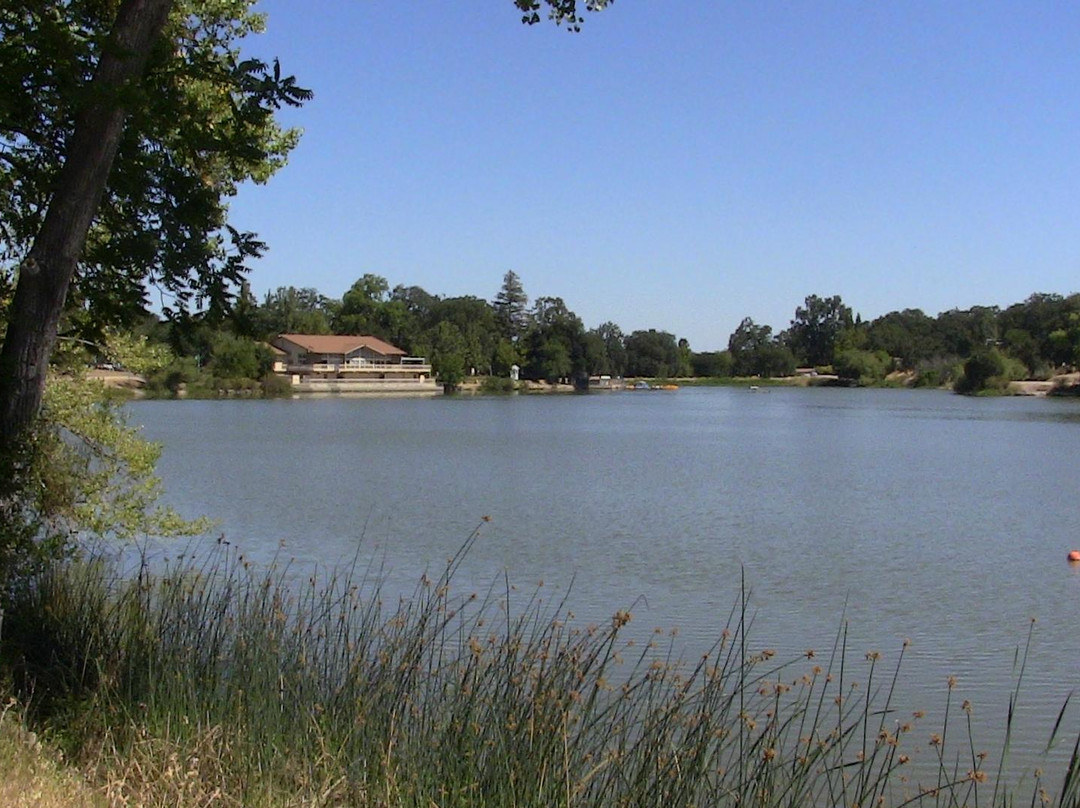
[{"x1": 493, "y1": 271, "x2": 529, "y2": 342}]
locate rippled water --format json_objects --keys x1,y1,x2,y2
[{"x1": 129, "y1": 387, "x2": 1080, "y2": 775}]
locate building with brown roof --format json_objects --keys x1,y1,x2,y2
[{"x1": 271, "y1": 334, "x2": 437, "y2": 394}]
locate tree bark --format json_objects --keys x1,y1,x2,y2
[{"x1": 0, "y1": 0, "x2": 174, "y2": 448}]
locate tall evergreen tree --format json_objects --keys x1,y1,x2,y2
[{"x1": 493, "y1": 270, "x2": 530, "y2": 342}]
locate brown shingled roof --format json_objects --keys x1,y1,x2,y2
[{"x1": 275, "y1": 334, "x2": 406, "y2": 356}]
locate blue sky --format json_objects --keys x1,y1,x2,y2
[{"x1": 231, "y1": 1, "x2": 1080, "y2": 352}]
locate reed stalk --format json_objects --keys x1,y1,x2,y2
[{"x1": 1, "y1": 528, "x2": 1075, "y2": 807}]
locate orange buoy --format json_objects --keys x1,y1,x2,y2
[{"x1": 1068, "y1": 550, "x2": 1080, "y2": 563}]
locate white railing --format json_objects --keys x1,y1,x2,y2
[
  {"x1": 341, "y1": 360, "x2": 430, "y2": 373},
  {"x1": 341, "y1": 356, "x2": 430, "y2": 369},
  {"x1": 296, "y1": 377, "x2": 435, "y2": 386},
  {"x1": 289, "y1": 362, "x2": 432, "y2": 375}
]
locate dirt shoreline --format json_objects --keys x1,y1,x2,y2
[
  {"x1": 1008, "y1": 372, "x2": 1080, "y2": 396},
  {"x1": 87, "y1": 368, "x2": 146, "y2": 395}
]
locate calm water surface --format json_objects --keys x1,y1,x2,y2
[{"x1": 129, "y1": 387, "x2": 1080, "y2": 772}]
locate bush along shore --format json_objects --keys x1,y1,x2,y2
[{"x1": 2, "y1": 528, "x2": 1079, "y2": 807}]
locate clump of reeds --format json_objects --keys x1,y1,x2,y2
[{"x1": 2, "y1": 526, "x2": 1078, "y2": 807}]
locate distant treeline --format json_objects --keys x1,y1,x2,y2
[{"x1": 130, "y1": 273, "x2": 1080, "y2": 395}]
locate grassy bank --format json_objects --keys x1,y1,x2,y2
[
  {"x1": 0, "y1": 699, "x2": 101, "y2": 807},
  {"x1": 2, "y1": 531, "x2": 1078, "y2": 806}
]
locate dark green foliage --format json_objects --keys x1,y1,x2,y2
[
  {"x1": 259, "y1": 372, "x2": 293, "y2": 397},
  {"x1": 1002, "y1": 328, "x2": 1038, "y2": 374},
  {"x1": 729, "y1": 317, "x2": 771, "y2": 376},
  {"x1": 690, "y1": 350, "x2": 733, "y2": 377},
  {"x1": 333, "y1": 273, "x2": 392, "y2": 336},
  {"x1": 729, "y1": 318, "x2": 796, "y2": 378},
  {"x1": 581, "y1": 330, "x2": 609, "y2": 376},
  {"x1": 428, "y1": 320, "x2": 467, "y2": 388},
  {"x1": 624, "y1": 329, "x2": 681, "y2": 378},
  {"x1": 492, "y1": 270, "x2": 530, "y2": 343},
  {"x1": 491, "y1": 337, "x2": 521, "y2": 377},
  {"x1": 534, "y1": 339, "x2": 573, "y2": 382},
  {"x1": 479, "y1": 375, "x2": 515, "y2": 394},
  {"x1": 677, "y1": 337, "x2": 693, "y2": 377},
  {"x1": 753, "y1": 342, "x2": 797, "y2": 378},
  {"x1": 865, "y1": 309, "x2": 940, "y2": 367},
  {"x1": 1046, "y1": 319, "x2": 1080, "y2": 368},
  {"x1": 521, "y1": 296, "x2": 586, "y2": 383},
  {"x1": 143, "y1": 356, "x2": 201, "y2": 397},
  {"x1": 591, "y1": 321, "x2": 627, "y2": 377},
  {"x1": 935, "y1": 306, "x2": 999, "y2": 358},
  {"x1": 0, "y1": 0, "x2": 310, "y2": 334},
  {"x1": 912, "y1": 357, "x2": 961, "y2": 389},
  {"x1": 0, "y1": 438, "x2": 73, "y2": 586},
  {"x1": 207, "y1": 332, "x2": 271, "y2": 380},
  {"x1": 252, "y1": 287, "x2": 335, "y2": 338},
  {"x1": 955, "y1": 349, "x2": 1008, "y2": 394},
  {"x1": 427, "y1": 296, "x2": 499, "y2": 374},
  {"x1": 786, "y1": 294, "x2": 853, "y2": 367},
  {"x1": 822, "y1": 293, "x2": 1080, "y2": 387},
  {"x1": 999, "y1": 293, "x2": 1080, "y2": 370}
]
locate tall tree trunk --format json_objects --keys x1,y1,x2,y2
[{"x1": 0, "y1": 0, "x2": 174, "y2": 449}]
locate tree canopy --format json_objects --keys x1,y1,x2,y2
[
  {"x1": 0, "y1": 0, "x2": 309, "y2": 333},
  {"x1": 785, "y1": 294, "x2": 854, "y2": 367},
  {"x1": 728, "y1": 317, "x2": 795, "y2": 378},
  {"x1": 514, "y1": 0, "x2": 614, "y2": 30},
  {"x1": 0, "y1": 0, "x2": 312, "y2": 450}
]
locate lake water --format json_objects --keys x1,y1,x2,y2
[{"x1": 128, "y1": 387, "x2": 1080, "y2": 776}]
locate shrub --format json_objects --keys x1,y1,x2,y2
[
  {"x1": 479, "y1": 376, "x2": 515, "y2": 394},
  {"x1": 143, "y1": 356, "x2": 203, "y2": 398},
  {"x1": 833, "y1": 350, "x2": 889, "y2": 385},
  {"x1": 913, "y1": 357, "x2": 962, "y2": 388},
  {"x1": 260, "y1": 373, "x2": 294, "y2": 397},
  {"x1": 955, "y1": 349, "x2": 1025, "y2": 394}
]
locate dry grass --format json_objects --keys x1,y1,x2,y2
[
  {"x1": 0, "y1": 697, "x2": 103, "y2": 808},
  {"x1": 1, "y1": 696, "x2": 359, "y2": 807},
  {"x1": 85, "y1": 721, "x2": 366, "y2": 807}
]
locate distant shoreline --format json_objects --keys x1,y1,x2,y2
[{"x1": 92, "y1": 368, "x2": 1080, "y2": 399}]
